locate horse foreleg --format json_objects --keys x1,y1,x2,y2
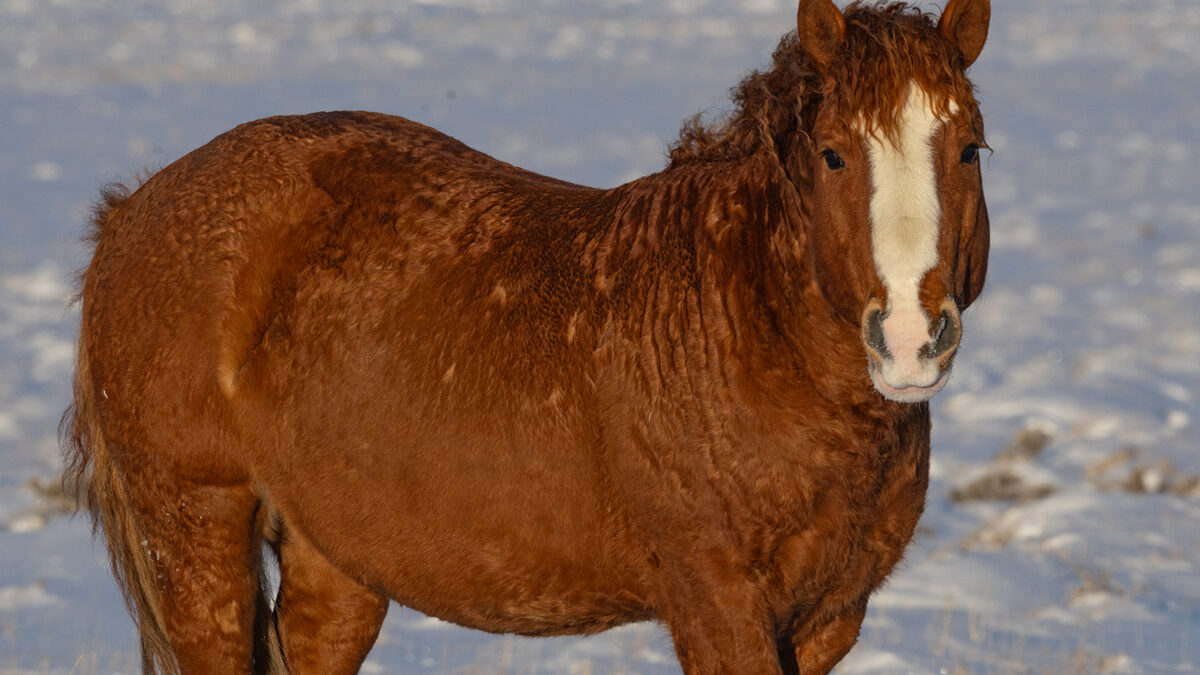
[
  {"x1": 271, "y1": 527, "x2": 388, "y2": 675},
  {"x1": 659, "y1": 564, "x2": 783, "y2": 675},
  {"x1": 783, "y1": 597, "x2": 869, "y2": 675}
]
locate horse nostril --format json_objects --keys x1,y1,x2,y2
[
  {"x1": 863, "y1": 308, "x2": 890, "y2": 359},
  {"x1": 924, "y1": 309, "x2": 960, "y2": 360}
]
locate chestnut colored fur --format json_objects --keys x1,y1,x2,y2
[{"x1": 62, "y1": 1, "x2": 990, "y2": 673}]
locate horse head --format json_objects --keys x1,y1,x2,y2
[{"x1": 794, "y1": 0, "x2": 991, "y2": 403}]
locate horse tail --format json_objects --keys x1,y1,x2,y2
[
  {"x1": 61, "y1": 336, "x2": 180, "y2": 673},
  {"x1": 61, "y1": 185, "x2": 179, "y2": 674}
]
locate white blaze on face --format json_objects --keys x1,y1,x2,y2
[{"x1": 864, "y1": 84, "x2": 952, "y2": 395}]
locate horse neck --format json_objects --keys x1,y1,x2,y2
[{"x1": 683, "y1": 151, "x2": 900, "y2": 415}]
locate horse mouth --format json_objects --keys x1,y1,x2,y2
[
  {"x1": 867, "y1": 362, "x2": 951, "y2": 403},
  {"x1": 860, "y1": 297, "x2": 961, "y2": 403}
]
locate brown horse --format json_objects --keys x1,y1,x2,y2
[{"x1": 63, "y1": 0, "x2": 990, "y2": 672}]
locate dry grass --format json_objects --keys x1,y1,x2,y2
[
  {"x1": 1085, "y1": 447, "x2": 1200, "y2": 497},
  {"x1": 949, "y1": 426, "x2": 1057, "y2": 505},
  {"x1": 949, "y1": 469, "x2": 1056, "y2": 504},
  {"x1": 994, "y1": 428, "x2": 1051, "y2": 463}
]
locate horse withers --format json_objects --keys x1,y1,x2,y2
[{"x1": 64, "y1": 0, "x2": 990, "y2": 672}]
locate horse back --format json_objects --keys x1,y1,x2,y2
[{"x1": 86, "y1": 110, "x2": 610, "y2": 404}]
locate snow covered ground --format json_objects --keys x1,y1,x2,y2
[{"x1": 2, "y1": 0, "x2": 1198, "y2": 672}]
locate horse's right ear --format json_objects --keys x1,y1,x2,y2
[{"x1": 797, "y1": 0, "x2": 846, "y2": 74}]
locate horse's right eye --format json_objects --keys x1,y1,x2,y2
[{"x1": 821, "y1": 149, "x2": 846, "y2": 171}]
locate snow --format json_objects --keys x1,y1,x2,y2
[{"x1": 1, "y1": 0, "x2": 1197, "y2": 672}]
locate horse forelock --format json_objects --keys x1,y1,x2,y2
[{"x1": 830, "y1": 3, "x2": 980, "y2": 143}]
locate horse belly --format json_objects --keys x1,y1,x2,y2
[
  {"x1": 275, "y1": 421, "x2": 649, "y2": 634},
  {"x1": 239, "y1": 328, "x2": 651, "y2": 634}
]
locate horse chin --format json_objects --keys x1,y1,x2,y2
[{"x1": 868, "y1": 364, "x2": 951, "y2": 403}]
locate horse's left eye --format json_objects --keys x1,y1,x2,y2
[{"x1": 960, "y1": 143, "x2": 980, "y2": 165}]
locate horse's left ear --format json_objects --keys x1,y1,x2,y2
[{"x1": 938, "y1": 0, "x2": 990, "y2": 68}]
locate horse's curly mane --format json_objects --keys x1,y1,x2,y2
[{"x1": 668, "y1": 2, "x2": 979, "y2": 168}]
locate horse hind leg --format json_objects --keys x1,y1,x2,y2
[
  {"x1": 120, "y1": 472, "x2": 267, "y2": 673},
  {"x1": 65, "y1": 341, "x2": 270, "y2": 672},
  {"x1": 264, "y1": 521, "x2": 389, "y2": 674}
]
